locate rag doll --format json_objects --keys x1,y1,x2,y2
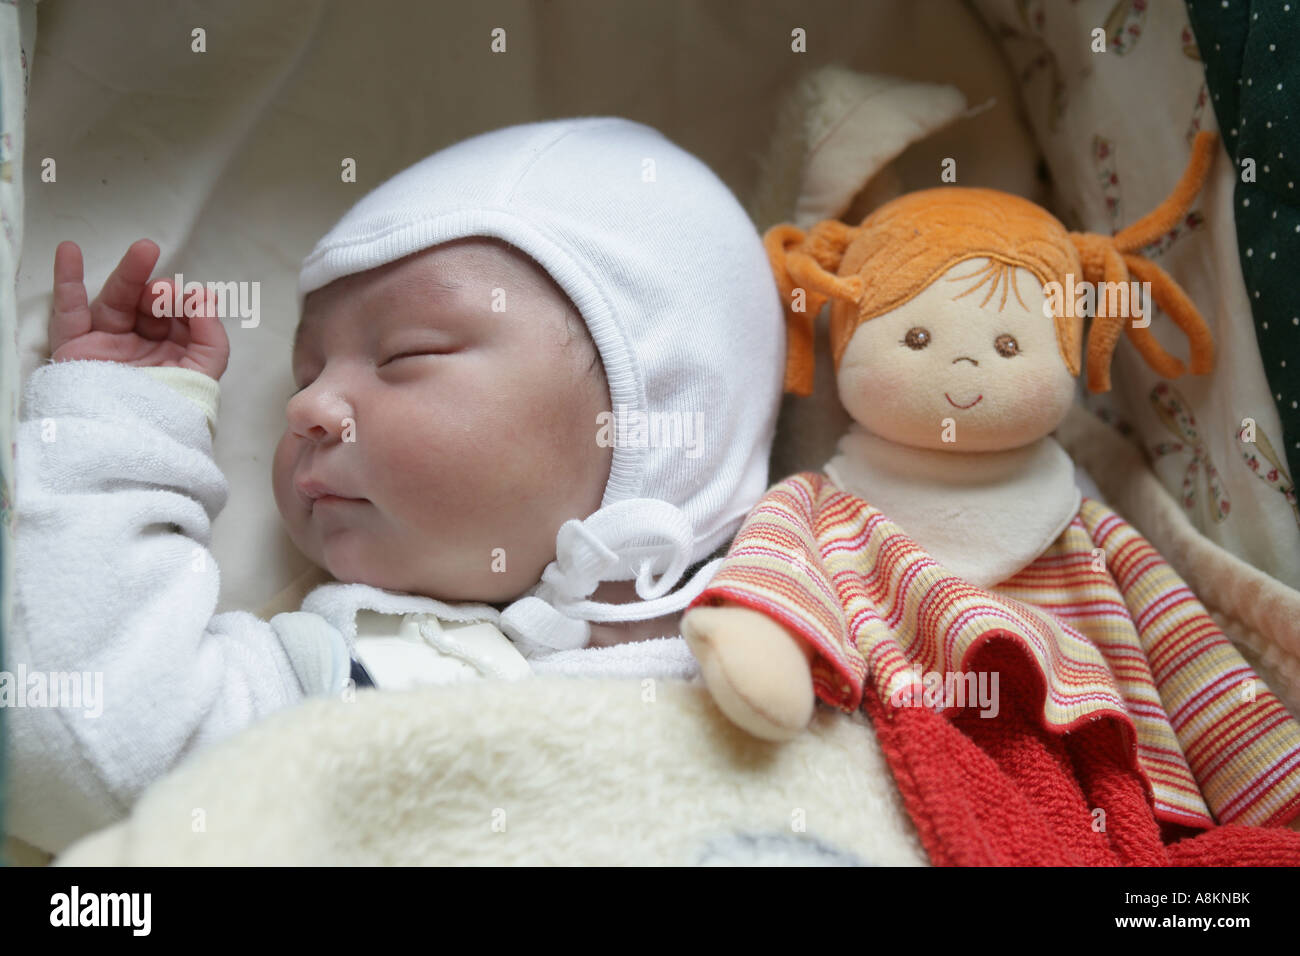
[{"x1": 681, "y1": 131, "x2": 1300, "y2": 854}]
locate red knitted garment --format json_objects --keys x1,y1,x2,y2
[{"x1": 862, "y1": 638, "x2": 1300, "y2": 866}]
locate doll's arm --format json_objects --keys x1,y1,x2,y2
[
  {"x1": 680, "y1": 474, "x2": 865, "y2": 741},
  {"x1": 681, "y1": 603, "x2": 815, "y2": 741}
]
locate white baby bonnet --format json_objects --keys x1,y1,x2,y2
[{"x1": 298, "y1": 117, "x2": 784, "y2": 656}]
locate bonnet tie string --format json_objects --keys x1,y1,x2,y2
[{"x1": 498, "y1": 498, "x2": 723, "y2": 655}]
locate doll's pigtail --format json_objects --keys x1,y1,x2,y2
[
  {"x1": 1119, "y1": 251, "x2": 1214, "y2": 380},
  {"x1": 1068, "y1": 131, "x2": 1218, "y2": 392},
  {"x1": 763, "y1": 220, "x2": 864, "y2": 396},
  {"x1": 1068, "y1": 233, "x2": 1127, "y2": 391}
]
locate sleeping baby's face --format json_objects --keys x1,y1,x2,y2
[{"x1": 272, "y1": 237, "x2": 613, "y2": 603}]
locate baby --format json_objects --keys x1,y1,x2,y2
[{"x1": 9, "y1": 118, "x2": 785, "y2": 854}]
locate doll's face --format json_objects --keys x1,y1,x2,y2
[{"x1": 836, "y1": 258, "x2": 1076, "y2": 452}]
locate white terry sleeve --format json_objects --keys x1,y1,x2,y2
[{"x1": 6, "y1": 360, "x2": 349, "y2": 854}]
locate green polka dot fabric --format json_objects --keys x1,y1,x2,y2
[{"x1": 1186, "y1": 0, "x2": 1300, "y2": 480}]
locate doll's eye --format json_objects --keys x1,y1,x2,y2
[
  {"x1": 994, "y1": 334, "x2": 1020, "y2": 358},
  {"x1": 902, "y1": 327, "x2": 931, "y2": 350}
]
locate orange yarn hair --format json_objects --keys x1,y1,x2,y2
[{"x1": 766, "y1": 130, "x2": 1219, "y2": 397}]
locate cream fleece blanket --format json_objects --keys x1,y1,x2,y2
[{"x1": 53, "y1": 677, "x2": 926, "y2": 866}]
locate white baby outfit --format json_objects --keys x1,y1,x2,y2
[{"x1": 7, "y1": 117, "x2": 784, "y2": 853}]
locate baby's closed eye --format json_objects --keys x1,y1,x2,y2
[{"x1": 379, "y1": 349, "x2": 454, "y2": 366}]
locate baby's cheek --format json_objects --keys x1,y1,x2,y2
[
  {"x1": 377, "y1": 412, "x2": 484, "y2": 511},
  {"x1": 386, "y1": 396, "x2": 549, "y2": 529},
  {"x1": 270, "y1": 433, "x2": 300, "y2": 518}
]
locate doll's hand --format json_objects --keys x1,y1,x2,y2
[
  {"x1": 681, "y1": 604, "x2": 816, "y2": 741},
  {"x1": 51, "y1": 239, "x2": 230, "y2": 381}
]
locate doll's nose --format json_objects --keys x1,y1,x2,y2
[{"x1": 952, "y1": 356, "x2": 979, "y2": 366}]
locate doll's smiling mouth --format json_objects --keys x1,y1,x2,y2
[{"x1": 945, "y1": 392, "x2": 983, "y2": 409}]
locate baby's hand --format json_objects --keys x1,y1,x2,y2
[{"x1": 50, "y1": 239, "x2": 230, "y2": 381}]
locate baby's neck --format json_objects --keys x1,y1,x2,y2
[{"x1": 584, "y1": 578, "x2": 684, "y2": 647}]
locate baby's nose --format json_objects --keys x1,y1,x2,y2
[
  {"x1": 294, "y1": 420, "x2": 332, "y2": 442},
  {"x1": 952, "y1": 355, "x2": 979, "y2": 366},
  {"x1": 286, "y1": 387, "x2": 353, "y2": 443}
]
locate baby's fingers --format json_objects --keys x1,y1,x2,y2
[
  {"x1": 183, "y1": 290, "x2": 231, "y2": 380},
  {"x1": 50, "y1": 241, "x2": 92, "y2": 353},
  {"x1": 135, "y1": 277, "x2": 178, "y2": 340},
  {"x1": 90, "y1": 238, "x2": 161, "y2": 332}
]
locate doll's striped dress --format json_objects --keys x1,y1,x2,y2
[{"x1": 689, "y1": 472, "x2": 1300, "y2": 829}]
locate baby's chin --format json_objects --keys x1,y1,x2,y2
[
  {"x1": 278, "y1": 501, "x2": 553, "y2": 603},
  {"x1": 304, "y1": 540, "x2": 541, "y2": 605}
]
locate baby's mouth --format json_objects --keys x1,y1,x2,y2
[
  {"x1": 296, "y1": 476, "x2": 368, "y2": 511},
  {"x1": 944, "y1": 392, "x2": 983, "y2": 409},
  {"x1": 313, "y1": 495, "x2": 367, "y2": 509}
]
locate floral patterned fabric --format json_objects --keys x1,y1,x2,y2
[{"x1": 971, "y1": 0, "x2": 1300, "y2": 590}]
